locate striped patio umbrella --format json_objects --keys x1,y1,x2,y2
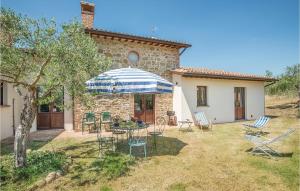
[{"x1": 86, "y1": 67, "x2": 173, "y2": 94}]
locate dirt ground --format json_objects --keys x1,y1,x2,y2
[{"x1": 265, "y1": 95, "x2": 299, "y2": 118}]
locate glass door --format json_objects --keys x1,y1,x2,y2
[
  {"x1": 134, "y1": 94, "x2": 144, "y2": 122},
  {"x1": 134, "y1": 94, "x2": 155, "y2": 124}
]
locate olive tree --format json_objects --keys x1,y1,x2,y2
[{"x1": 0, "y1": 8, "x2": 109, "y2": 167}]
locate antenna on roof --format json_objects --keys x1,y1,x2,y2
[{"x1": 150, "y1": 26, "x2": 158, "y2": 39}]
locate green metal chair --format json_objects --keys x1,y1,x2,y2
[
  {"x1": 100, "y1": 112, "x2": 112, "y2": 131},
  {"x1": 128, "y1": 123, "x2": 147, "y2": 158},
  {"x1": 97, "y1": 119, "x2": 115, "y2": 157},
  {"x1": 111, "y1": 115, "x2": 127, "y2": 144},
  {"x1": 82, "y1": 112, "x2": 96, "y2": 134}
]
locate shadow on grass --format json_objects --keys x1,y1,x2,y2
[
  {"x1": 246, "y1": 148, "x2": 294, "y2": 158},
  {"x1": 265, "y1": 115, "x2": 279, "y2": 119},
  {"x1": 246, "y1": 131, "x2": 270, "y2": 136},
  {"x1": 115, "y1": 136, "x2": 188, "y2": 158},
  {"x1": 178, "y1": 128, "x2": 194, "y2": 133},
  {"x1": 61, "y1": 141, "x2": 100, "y2": 159},
  {"x1": 1, "y1": 140, "x2": 50, "y2": 156},
  {"x1": 267, "y1": 102, "x2": 299, "y2": 110},
  {"x1": 60, "y1": 135, "x2": 187, "y2": 159},
  {"x1": 0, "y1": 129, "x2": 64, "y2": 156}
]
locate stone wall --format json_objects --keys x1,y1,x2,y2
[
  {"x1": 95, "y1": 36, "x2": 180, "y2": 81},
  {"x1": 74, "y1": 94, "x2": 134, "y2": 130},
  {"x1": 74, "y1": 37, "x2": 180, "y2": 130},
  {"x1": 155, "y1": 93, "x2": 173, "y2": 122}
]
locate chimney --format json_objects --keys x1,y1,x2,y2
[{"x1": 80, "y1": 1, "x2": 95, "y2": 28}]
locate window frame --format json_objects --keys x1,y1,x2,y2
[
  {"x1": 127, "y1": 51, "x2": 139, "y2": 65},
  {"x1": 197, "y1": 86, "x2": 208, "y2": 107}
]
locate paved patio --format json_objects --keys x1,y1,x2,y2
[{"x1": 1, "y1": 124, "x2": 178, "y2": 144}]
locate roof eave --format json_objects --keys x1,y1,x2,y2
[
  {"x1": 171, "y1": 71, "x2": 277, "y2": 82},
  {"x1": 85, "y1": 28, "x2": 192, "y2": 48}
]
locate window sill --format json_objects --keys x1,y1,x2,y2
[
  {"x1": 0, "y1": 105, "x2": 11, "y2": 108},
  {"x1": 197, "y1": 105, "x2": 209, "y2": 107}
]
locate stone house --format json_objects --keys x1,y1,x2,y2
[
  {"x1": 72, "y1": 2, "x2": 191, "y2": 130},
  {"x1": 0, "y1": 1, "x2": 274, "y2": 140}
]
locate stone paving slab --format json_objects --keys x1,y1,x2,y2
[{"x1": 1, "y1": 125, "x2": 180, "y2": 144}]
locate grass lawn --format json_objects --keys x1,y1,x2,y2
[{"x1": 1, "y1": 96, "x2": 299, "y2": 191}]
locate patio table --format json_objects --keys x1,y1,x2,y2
[
  {"x1": 178, "y1": 120, "x2": 193, "y2": 131},
  {"x1": 112, "y1": 121, "x2": 149, "y2": 140}
]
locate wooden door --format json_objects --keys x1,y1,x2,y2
[
  {"x1": 37, "y1": 89, "x2": 64, "y2": 129},
  {"x1": 134, "y1": 94, "x2": 155, "y2": 124},
  {"x1": 37, "y1": 104, "x2": 51, "y2": 129},
  {"x1": 234, "y1": 87, "x2": 245, "y2": 120}
]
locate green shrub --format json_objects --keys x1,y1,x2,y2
[
  {"x1": 0, "y1": 156, "x2": 12, "y2": 182},
  {"x1": 91, "y1": 152, "x2": 135, "y2": 179},
  {"x1": 0, "y1": 151, "x2": 67, "y2": 190},
  {"x1": 14, "y1": 151, "x2": 67, "y2": 180}
]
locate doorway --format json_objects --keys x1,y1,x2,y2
[
  {"x1": 234, "y1": 87, "x2": 245, "y2": 120},
  {"x1": 134, "y1": 94, "x2": 155, "y2": 124},
  {"x1": 37, "y1": 89, "x2": 64, "y2": 129}
]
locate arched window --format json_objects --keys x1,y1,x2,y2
[{"x1": 128, "y1": 51, "x2": 139, "y2": 65}]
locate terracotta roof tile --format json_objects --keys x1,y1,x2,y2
[{"x1": 171, "y1": 67, "x2": 276, "y2": 82}]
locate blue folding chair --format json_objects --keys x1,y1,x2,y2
[
  {"x1": 243, "y1": 116, "x2": 270, "y2": 134},
  {"x1": 245, "y1": 128, "x2": 295, "y2": 158},
  {"x1": 194, "y1": 111, "x2": 212, "y2": 131}
]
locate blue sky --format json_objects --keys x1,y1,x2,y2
[{"x1": 2, "y1": 0, "x2": 298, "y2": 75}]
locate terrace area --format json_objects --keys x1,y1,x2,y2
[{"x1": 1, "y1": 96, "x2": 299, "y2": 191}]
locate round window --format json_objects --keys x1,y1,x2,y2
[{"x1": 128, "y1": 51, "x2": 139, "y2": 64}]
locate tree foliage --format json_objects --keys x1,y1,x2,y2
[
  {"x1": 0, "y1": 8, "x2": 110, "y2": 167},
  {"x1": 266, "y1": 64, "x2": 300, "y2": 97},
  {"x1": 0, "y1": 7, "x2": 109, "y2": 106}
]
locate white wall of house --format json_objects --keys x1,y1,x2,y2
[
  {"x1": 64, "y1": 92, "x2": 74, "y2": 131},
  {"x1": 0, "y1": 83, "x2": 37, "y2": 141},
  {"x1": 172, "y1": 74, "x2": 265, "y2": 124},
  {"x1": 172, "y1": 74, "x2": 182, "y2": 120},
  {"x1": 0, "y1": 84, "x2": 75, "y2": 141}
]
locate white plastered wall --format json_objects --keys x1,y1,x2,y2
[
  {"x1": 173, "y1": 74, "x2": 265, "y2": 124},
  {"x1": 64, "y1": 91, "x2": 74, "y2": 131},
  {"x1": 0, "y1": 85, "x2": 75, "y2": 141},
  {"x1": 0, "y1": 84, "x2": 37, "y2": 141}
]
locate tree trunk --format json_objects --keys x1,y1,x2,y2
[{"x1": 14, "y1": 90, "x2": 37, "y2": 168}]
